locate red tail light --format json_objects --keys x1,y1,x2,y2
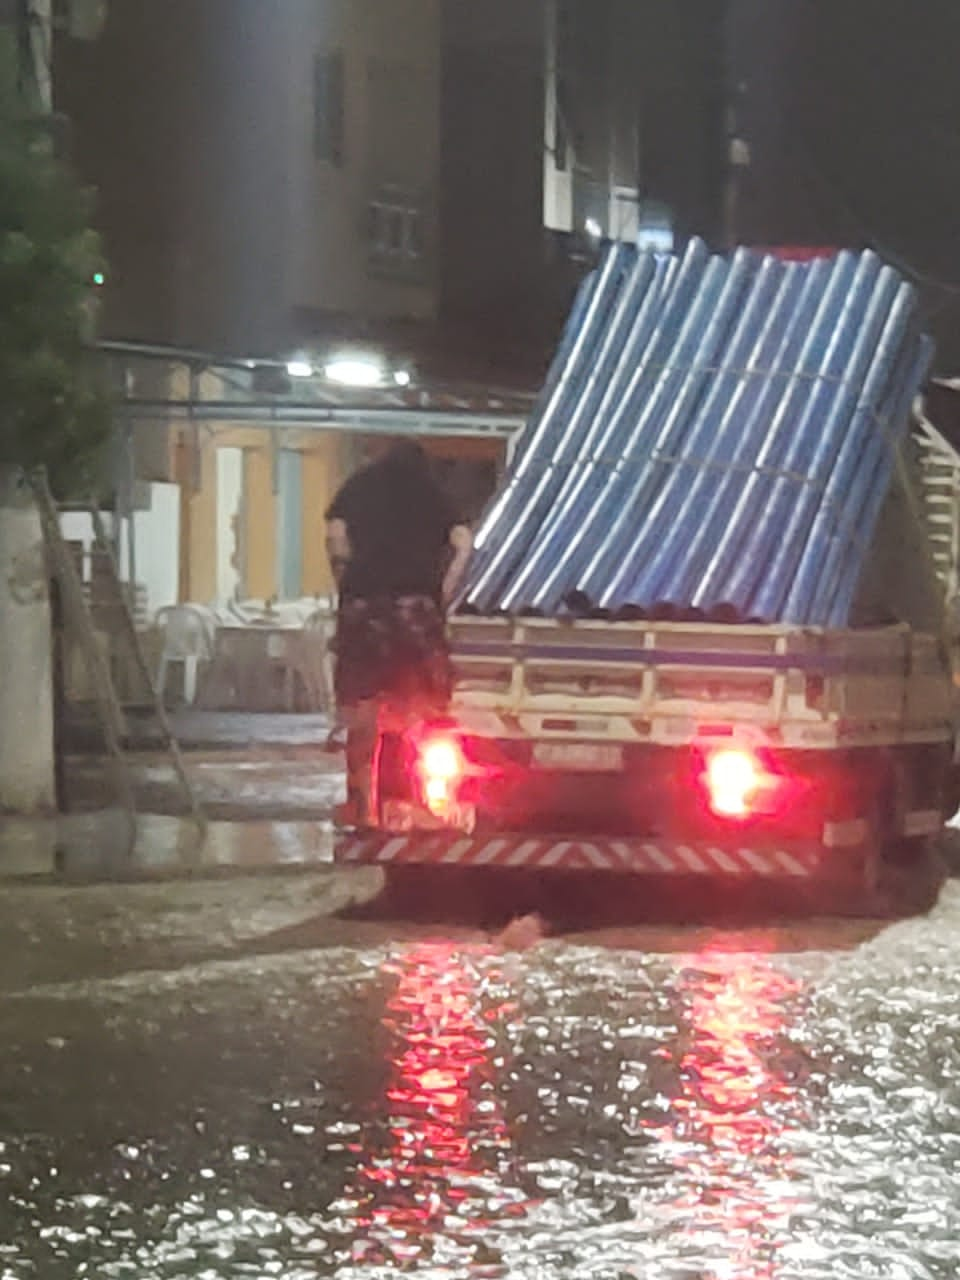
[
  {"x1": 415, "y1": 733, "x2": 466, "y2": 817},
  {"x1": 703, "y1": 747, "x2": 763, "y2": 819}
]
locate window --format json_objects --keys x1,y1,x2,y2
[
  {"x1": 366, "y1": 186, "x2": 427, "y2": 278},
  {"x1": 314, "y1": 51, "x2": 344, "y2": 165},
  {"x1": 386, "y1": 209, "x2": 404, "y2": 254}
]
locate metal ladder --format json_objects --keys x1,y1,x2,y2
[
  {"x1": 31, "y1": 472, "x2": 206, "y2": 858},
  {"x1": 914, "y1": 412, "x2": 960, "y2": 600}
]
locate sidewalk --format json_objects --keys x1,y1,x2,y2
[
  {"x1": 2, "y1": 711, "x2": 349, "y2": 882},
  {"x1": 62, "y1": 749, "x2": 344, "y2": 820},
  {"x1": 64, "y1": 708, "x2": 334, "y2": 753},
  {"x1": 0, "y1": 809, "x2": 345, "y2": 881}
]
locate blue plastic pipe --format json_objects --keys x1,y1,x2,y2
[
  {"x1": 497, "y1": 253, "x2": 673, "y2": 613},
  {"x1": 568, "y1": 252, "x2": 743, "y2": 609},
  {"x1": 822, "y1": 335, "x2": 933, "y2": 627},
  {"x1": 588, "y1": 248, "x2": 761, "y2": 611},
  {"x1": 484, "y1": 251, "x2": 660, "y2": 614},
  {"x1": 603, "y1": 253, "x2": 789, "y2": 610},
  {"x1": 525, "y1": 238, "x2": 714, "y2": 615},
  {"x1": 712, "y1": 252, "x2": 887, "y2": 619},
  {"x1": 745, "y1": 260, "x2": 901, "y2": 620},
  {"x1": 779, "y1": 281, "x2": 919, "y2": 624},
  {"x1": 686, "y1": 252, "x2": 860, "y2": 615},
  {"x1": 625, "y1": 260, "x2": 816, "y2": 611},
  {"x1": 465, "y1": 243, "x2": 632, "y2": 609},
  {"x1": 648, "y1": 256, "x2": 841, "y2": 616}
]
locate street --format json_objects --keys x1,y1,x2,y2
[
  {"x1": 5, "y1": 4, "x2": 960, "y2": 1277},
  {"x1": 0, "y1": 867, "x2": 957, "y2": 1278}
]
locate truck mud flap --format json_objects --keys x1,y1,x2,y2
[{"x1": 334, "y1": 831, "x2": 826, "y2": 878}]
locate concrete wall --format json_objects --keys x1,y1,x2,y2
[
  {"x1": 62, "y1": 486, "x2": 181, "y2": 621},
  {"x1": 301, "y1": 434, "x2": 350, "y2": 597},
  {"x1": 57, "y1": 0, "x2": 442, "y2": 356},
  {"x1": 174, "y1": 426, "x2": 352, "y2": 605},
  {"x1": 169, "y1": 424, "x2": 501, "y2": 606},
  {"x1": 243, "y1": 446, "x2": 277, "y2": 602},
  {"x1": 440, "y1": 0, "x2": 547, "y2": 352},
  {"x1": 0, "y1": 469, "x2": 54, "y2": 815},
  {"x1": 125, "y1": 484, "x2": 180, "y2": 616},
  {"x1": 285, "y1": 0, "x2": 441, "y2": 330},
  {"x1": 178, "y1": 437, "x2": 217, "y2": 605}
]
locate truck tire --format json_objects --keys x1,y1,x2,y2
[
  {"x1": 873, "y1": 836, "x2": 946, "y2": 918},
  {"x1": 381, "y1": 864, "x2": 540, "y2": 924},
  {"x1": 944, "y1": 760, "x2": 960, "y2": 822}
]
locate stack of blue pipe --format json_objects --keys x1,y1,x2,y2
[{"x1": 460, "y1": 239, "x2": 932, "y2": 627}]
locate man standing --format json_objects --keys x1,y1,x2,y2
[{"x1": 325, "y1": 439, "x2": 473, "y2": 826}]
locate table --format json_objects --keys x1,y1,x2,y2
[{"x1": 198, "y1": 623, "x2": 333, "y2": 712}]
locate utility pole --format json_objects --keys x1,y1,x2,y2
[{"x1": 722, "y1": 0, "x2": 751, "y2": 251}]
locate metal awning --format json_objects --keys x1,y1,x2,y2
[
  {"x1": 111, "y1": 399, "x2": 526, "y2": 439},
  {"x1": 99, "y1": 341, "x2": 533, "y2": 439}
]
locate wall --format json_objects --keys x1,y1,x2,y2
[
  {"x1": 175, "y1": 425, "x2": 352, "y2": 605},
  {"x1": 353, "y1": 432, "x2": 506, "y2": 524},
  {"x1": 132, "y1": 484, "x2": 181, "y2": 615},
  {"x1": 440, "y1": 0, "x2": 549, "y2": 369},
  {"x1": 57, "y1": 0, "x2": 441, "y2": 356},
  {"x1": 172, "y1": 425, "x2": 499, "y2": 606},
  {"x1": 302, "y1": 433, "x2": 351, "y2": 598},
  {"x1": 0, "y1": 469, "x2": 54, "y2": 815},
  {"x1": 285, "y1": 0, "x2": 442, "y2": 334},
  {"x1": 55, "y1": 1, "x2": 208, "y2": 345},
  {"x1": 243, "y1": 445, "x2": 277, "y2": 601},
  {"x1": 62, "y1": 486, "x2": 181, "y2": 620},
  {"x1": 177, "y1": 431, "x2": 216, "y2": 604}
]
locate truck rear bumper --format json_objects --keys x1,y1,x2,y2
[{"x1": 333, "y1": 830, "x2": 837, "y2": 878}]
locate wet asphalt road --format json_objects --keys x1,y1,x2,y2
[{"x1": 0, "y1": 873, "x2": 958, "y2": 1279}]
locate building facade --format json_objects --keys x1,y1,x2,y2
[
  {"x1": 57, "y1": 0, "x2": 443, "y2": 358},
  {"x1": 51, "y1": 1, "x2": 733, "y2": 610},
  {"x1": 57, "y1": 0, "x2": 489, "y2": 608}
]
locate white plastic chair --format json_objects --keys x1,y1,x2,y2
[
  {"x1": 307, "y1": 606, "x2": 336, "y2": 712},
  {"x1": 282, "y1": 607, "x2": 335, "y2": 712},
  {"x1": 155, "y1": 605, "x2": 215, "y2": 705}
]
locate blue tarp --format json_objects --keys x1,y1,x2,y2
[{"x1": 460, "y1": 239, "x2": 932, "y2": 626}]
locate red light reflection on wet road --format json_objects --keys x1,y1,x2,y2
[
  {"x1": 666, "y1": 944, "x2": 809, "y2": 1280},
  {"x1": 348, "y1": 942, "x2": 522, "y2": 1268}
]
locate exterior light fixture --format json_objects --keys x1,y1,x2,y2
[
  {"x1": 324, "y1": 357, "x2": 385, "y2": 388},
  {"x1": 286, "y1": 357, "x2": 314, "y2": 378},
  {"x1": 584, "y1": 217, "x2": 602, "y2": 239},
  {"x1": 393, "y1": 369, "x2": 411, "y2": 387}
]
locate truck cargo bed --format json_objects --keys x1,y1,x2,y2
[{"x1": 449, "y1": 616, "x2": 952, "y2": 749}]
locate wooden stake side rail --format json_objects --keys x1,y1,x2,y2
[{"x1": 448, "y1": 616, "x2": 954, "y2": 747}]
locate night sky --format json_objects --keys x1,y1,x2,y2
[{"x1": 731, "y1": 0, "x2": 960, "y2": 370}]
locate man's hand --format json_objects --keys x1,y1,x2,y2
[
  {"x1": 325, "y1": 518, "x2": 351, "y2": 586},
  {"x1": 441, "y1": 523, "x2": 473, "y2": 609}
]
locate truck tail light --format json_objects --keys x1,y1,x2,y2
[
  {"x1": 415, "y1": 733, "x2": 466, "y2": 817},
  {"x1": 703, "y1": 747, "x2": 763, "y2": 818}
]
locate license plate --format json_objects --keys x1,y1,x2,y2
[{"x1": 532, "y1": 742, "x2": 624, "y2": 772}]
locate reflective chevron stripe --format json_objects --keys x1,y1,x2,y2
[{"x1": 334, "y1": 833, "x2": 824, "y2": 877}]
